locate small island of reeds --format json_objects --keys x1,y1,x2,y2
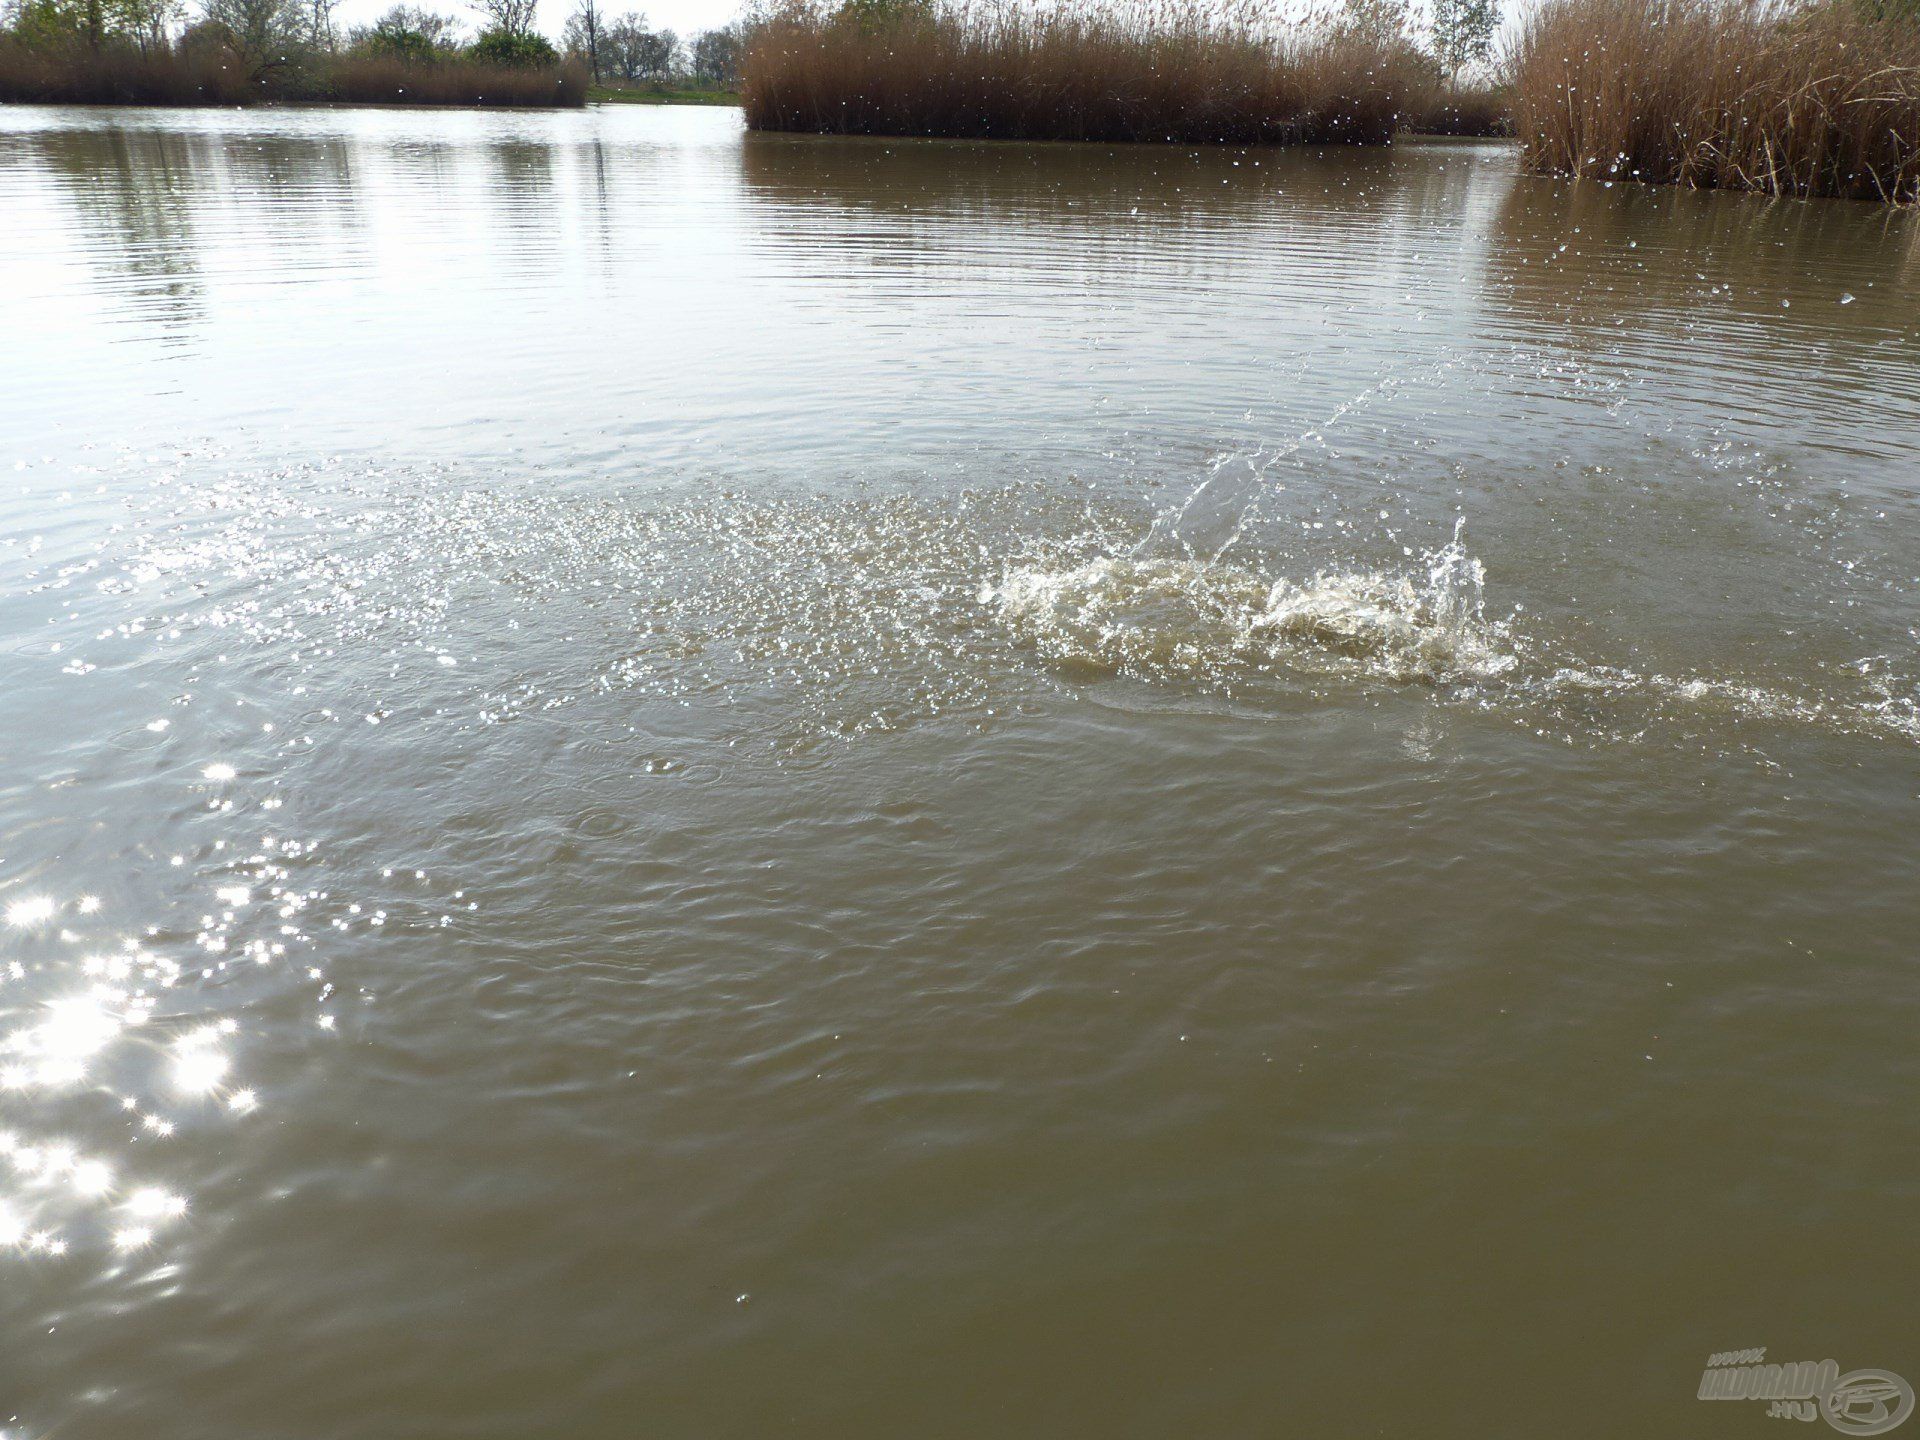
[{"x1": 741, "y1": 0, "x2": 1441, "y2": 146}]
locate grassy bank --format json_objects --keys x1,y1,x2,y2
[
  {"x1": 1510, "y1": 0, "x2": 1920, "y2": 202},
  {"x1": 0, "y1": 42, "x2": 587, "y2": 108},
  {"x1": 742, "y1": 0, "x2": 1429, "y2": 146},
  {"x1": 591, "y1": 81, "x2": 740, "y2": 105}
]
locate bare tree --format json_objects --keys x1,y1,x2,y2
[
  {"x1": 637, "y1": 22, "x2": 671, "y2": 75},
  {"x1": 127, "y1": 0, "x2": 184, "y2": 50},
  {"x1": 598, "y1": 11, "x2": 680, "y2": 82},
  {"x1": 690, "y1": 24, "x2": 740, "y2": 84},
  {"x1": 305, "y1": 0, "x2": 336, "y2": 49},
  {"x1": 467, "y1": 0, "x2": 532, "y2": 37},
  {"x1": 562, "y1": 0, "x2": 603, "y2": 79},
  {"x1": 602, "y1": 10, "x2": 644, "y2": 79},
  {"x1": 199, "y1": 0, "x2": 303, "y2": 64}
]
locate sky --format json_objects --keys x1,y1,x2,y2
[{"x1": 331, "y1": 0, "x2": 746, "y2": 46}]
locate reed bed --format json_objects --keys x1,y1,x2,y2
[
  {"x1": 1509, "y1": 0, "x2": 1920, "y2": 202},
  {"x1": 1408, "y1": 85, "x2": 1510, "y2": 135},
  {"x1": 741, "y1": 0, "x2": 1430, "y2": 145},
  {"x1": 323, "y1": 57, "x2": 589, "y2": 107},
  {"x1": 0, "y1": 40, "x2": 254, "y2": 104},
  {"x1": 0, "y1": 43, "x2": 587, "y2": 108}
]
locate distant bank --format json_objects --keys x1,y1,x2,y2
[{"x1": 592, "y1": 83, "x2": 740, "y2": 106}]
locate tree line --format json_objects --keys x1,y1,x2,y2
[
  {"x1": 1, "y1": 0, "x2": 744, "y2": 85},
  {"x1": 561, "y1": 0, "x2": 743, "y2": 84}
]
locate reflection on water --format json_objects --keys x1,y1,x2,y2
[
  {"x1": 27, "y1": 126, "x2": 211, "y2": 344},
  {"x1": 2, "y1": 105, "x2": 1920, "y2": 1440},
  {"x1": 1486, "y1": 175, "x2": 1920, "y2": 448}
]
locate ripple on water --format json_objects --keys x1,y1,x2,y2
[
  {"x1": 571, "y1": 808, "x2": 631, "y2": 840},
  {"x1": 99, "y1": 461, "x2": 1920, "y2": 760}
]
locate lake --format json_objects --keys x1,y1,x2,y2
[{"x1": 2, "y1": 102, "x2": 1918, "y2": 1438}]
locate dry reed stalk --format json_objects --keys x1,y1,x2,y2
[
  {"x1": 1509, "y1": 0, "x2": 1920, "y2": 202},
  {"x1": 742, "y1": 0, "x2": 1429, "y2": 145},
  {"x1": 0, "y1": 40, "x2": 256, "y2": 104},
  {"x1": 0, "y1": 42, "x2": 588, "y2": 108},
  {"x1": 322, "y1": 57, "x2": 590, "y2": 106}
]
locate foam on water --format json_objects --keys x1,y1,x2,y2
[
  {"x1": 989, "y1": 515, "x2": 1920, "y2": 746},
  {"x1": 1518, "y1": 661, "x2": 1920, "y2": 745},
  {"x1": 94, "y1": 457, "x2": 1920, "y2": 752},
  {"x1": 988, "y1": 521, "x2": 1519, "y2": 687}
]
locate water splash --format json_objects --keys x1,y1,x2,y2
[
  {"x1": 992, "y1": 515, "x2": 1920, "y2": 745},
  {"x1": 1514, "y1": 661, "x2": 1920, "y2": 745},
  {"x1": 1137, "y1": 374, "x2": 1413, "y2": 564},
  {"x1": 989, "y1": 519, "x2": 1517, "y2": 687},
  {"x1": 109, "y1": 459, "x2": 1920, "y2": 751}
]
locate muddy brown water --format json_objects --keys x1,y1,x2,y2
[{"x1": 2, "y1": 103, "x2": 1919, "y2": 1439}]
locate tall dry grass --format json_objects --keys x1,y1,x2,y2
[
  {"x1": 323, "y1": 57, "x2": 590, "y2": 106},
  {"x1": 0, "y1": 41, "x2": 587, "y2": 108},
  {"x1": 741, "y1": 0, "x2": 1431, "y2": 145},
  {"x1": 1407, "y1": 84, "x2": 1510, "y2": 135},
  {"x1": 1509, "y1": 0, "x2": 1920, "y2": 202},
  {"x1": 0, "y1": 39, "x2": 255, "y2": 104}
]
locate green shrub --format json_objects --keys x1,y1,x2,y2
[
  {"x1": 364, "y1": 19, "x2": 437, "y2": 61},
  {"x1": 469, "y1": 27, "x2": 556, "y2": 67}
]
